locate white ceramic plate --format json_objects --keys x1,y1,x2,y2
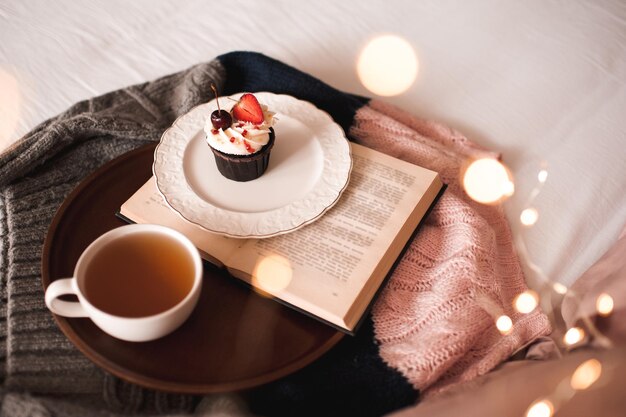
[{"x1": 153, "y1": 92, "x2": 352, "y2": 238}]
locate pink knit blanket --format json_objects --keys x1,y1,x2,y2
[{"x1": 351, "y1": 100, "x2": 551, "y2": 394}]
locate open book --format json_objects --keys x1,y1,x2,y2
[{"x1": 119, "y1": 143, "x2": 444, "y2": 334}]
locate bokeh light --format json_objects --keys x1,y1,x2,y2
[
  {"x1": 552, "y1": 283, "x2": 568, "y2": 295},
  {"x1": 462, "y1": 158, "x2": 514, "y2": 204},
  {"x1": 520, "y1": 208, "x2": 539, "y2": 226},
  {"x1": 357, "y1": 35, "x2": 418, "y2": 96},
  {"x1": 596, "y1": 293, "x2": 614, "y2": 316},
  {"x1": 496, "y1": 315, "x2": 513, "y2": 334},
  {"x1": 563, "y1": 327, "x2": 585, "y2": 346},
  {"x1": 514, "y1": 290, "x2": 539, "y2": 314},
  {"x1": 526, "y1": 399, "x2": 554, "y2": 417},
  {"x1": 570, "y1": 358, "x2": 602, "y2": 391},
  {"x1": 502, "y1": 180, "x2": 515, "y2": 197},
  {"x1": 538, "y1": 170, "x2": 548, "y2": 183},
  {"x1": 0, "y1": 68, "x2": 22, "y2": 151},
  {"x1": 252, "y1": 254, "x2": 293, "y2": 295}
]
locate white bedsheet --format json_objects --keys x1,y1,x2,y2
[{"x1": 1, "y1": 0, "x2": 625, "y2": 289}]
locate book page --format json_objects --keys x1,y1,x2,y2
[
  {"x1": 225, "y1": 143, "x2": 440, "y2": 328},
  {"x1": 119, "y1": 178, "x2": 245, "y2": 267}
]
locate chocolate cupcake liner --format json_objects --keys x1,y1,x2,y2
[{"x1": 209, "y1": 127, "x2": 275, "y2": 182}]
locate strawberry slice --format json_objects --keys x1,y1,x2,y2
[{"x1": 231, "y1": 93, "x2": 264, "y2": 124}]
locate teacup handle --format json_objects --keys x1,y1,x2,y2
[{"x1": 45, "y1": 278, "x2": 89, "y2": 318}]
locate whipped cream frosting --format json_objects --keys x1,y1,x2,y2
[{"x1": 204, "y1": 103, "x2": 275, "y2": 155}]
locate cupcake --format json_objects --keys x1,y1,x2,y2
[{"x1": 204, "y1": 91, "x2": 276, "y2": 182}]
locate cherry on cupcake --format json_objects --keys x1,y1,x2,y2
[{"x1": 210, "y1": 84, "x2": 232, "y2": 130}]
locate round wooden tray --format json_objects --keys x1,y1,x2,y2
[{"x1": 41, "y1": 143, "x2": 343, "y2": 394}]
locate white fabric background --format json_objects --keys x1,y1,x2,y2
[{"x1": 1, "y1": 0, "x2": 625, "y2": 289}]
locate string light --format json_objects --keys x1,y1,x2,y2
[
  {"x1": 538, "y1": 170, "x2": 548, "y2": 183},
  {"x1": 510, "y1": 162, "x2": 615, "y2": 355},
  {"x1": 526, "y1": 400, "x2": 554, "y2": 417},
  {"x1": 495, "y1": 315, "x2": 513, "y2": 334},
  {"x1": 497, "y1": 156, "x2": 612, "y2": 410},
  {"x1": 563, "y1": 327, "x2": 585, "y2": 346},
  {"x1": 503, "y1": 180, "x2": 515, "y2": 197},
  {"x1": 520, "y1": 208, "x2": 539, "y2": 226},
  {"x1": 357, "y1": 35, "x2": 418, "y2": 96},
  {"x1": 552, "y1": 283, "x2": 568, "y2": 295},
  {"x1": 462, "y1": 158, "x2": 514, "y2": 204},
  {"x1": 514, "y1": 290, "x2": 539, "y2": 314},
  {"x1": 596, "y1": 293, "x2": 614, "y2": 316},
  {"x1": 570, "y1": 359, "x2": 602, "y2": 390}
]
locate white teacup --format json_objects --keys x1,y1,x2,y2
[{"x1": 45, "y1": 224, "x2": 203, "y2": 342}]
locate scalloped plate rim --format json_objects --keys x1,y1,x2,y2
[{"x1": 152, "y1": 92, "x2": 352, "y2": 239}]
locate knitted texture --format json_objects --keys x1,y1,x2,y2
[{"x1": 353, "y1": 100, "x2": 552, "y2": 393}]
